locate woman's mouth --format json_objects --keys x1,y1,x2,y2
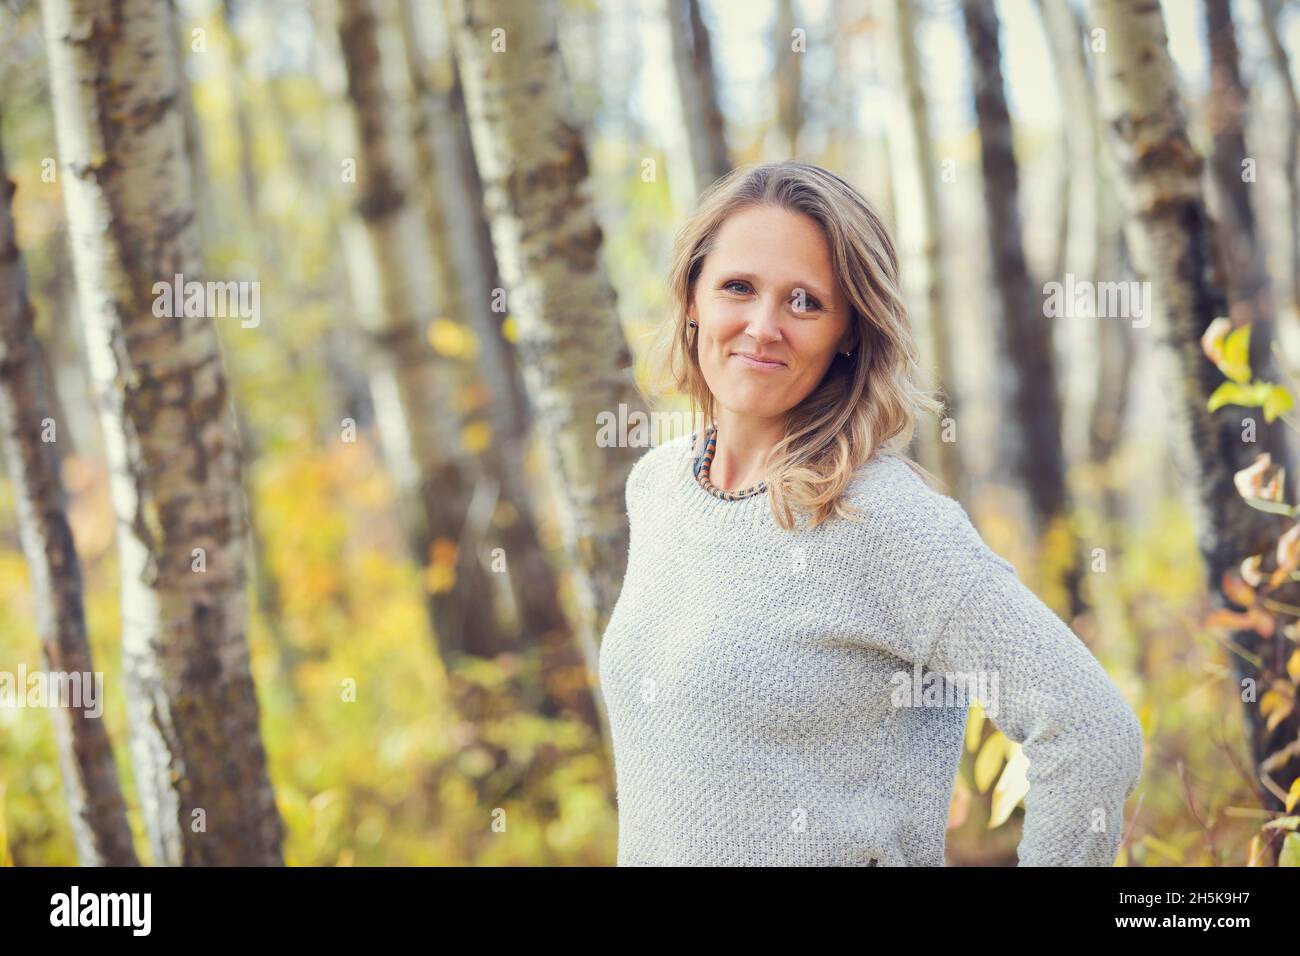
[{"x1": 731, "y1": 352, "x2": 786, "y2": 370}]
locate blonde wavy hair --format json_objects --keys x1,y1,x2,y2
[{"x1": 644, "y1": 159, "x2": 944, "y2": 531}]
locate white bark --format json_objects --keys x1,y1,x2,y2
[
  {"x1": 41, "y1": 0, "x2": 282, "y2": 865},
  {"x1": 0, "y1": 133, "x2": 138, "y2": 867},
  {"x1": 447, "y1": 0, "x2": 647, "y2": 674},
  {"x1": 1087, "y1": 0, "x2": 1291, "y2": 803}
]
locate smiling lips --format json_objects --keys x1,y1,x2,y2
[{"x1": 732, "y1": 351, "x2": 786, "y2": 370}]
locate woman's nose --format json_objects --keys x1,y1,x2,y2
[{"x1": 744, "y1": 296, "x2": 783, "y2": 343}]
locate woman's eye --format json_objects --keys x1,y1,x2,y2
[{"x1": 721, "y1": 280, "x2": 819, "y2": 311}]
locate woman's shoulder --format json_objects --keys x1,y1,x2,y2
[
  {"x1": 843, "y1": 449, "x2": 950, "y2": 516},
  {"x1": 837, "y1": 450, "x2": 1017, "y2": 576}
]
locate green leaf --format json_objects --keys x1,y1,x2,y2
[
  {"x1": 1140, "y1": 834, "x2": 1185, "y2": 863},
  {"x1": 1281, "y1": 832, "x2": 1300, "y2": 867},
  {"x1": 965, "y1": 701, "x2": 985, "y2": 753},
  {"x1": 1208, "y1": 380, "x2": 1271, "y2": 413},
  {"x1": 1242, "y1": 496, "x2": 1298, "y2": 517},
  {"x1": 1222, "y1": 325, "x2": 1252, "y2": 383},
  {"x1": 1264, "y1": 385, "x2": 1295, "y2": 423}
]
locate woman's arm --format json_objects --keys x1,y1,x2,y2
[{"x1": 925, "y1": 512, "x2": 1145, "y2": 867}]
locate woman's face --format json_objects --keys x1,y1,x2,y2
[{"x1": 689, "y1": 204, "x2": 854, "y2": 422}]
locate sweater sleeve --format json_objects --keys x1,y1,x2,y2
[{"x1": 924, "y1": 499, "x2": 1144, "y2": 867}]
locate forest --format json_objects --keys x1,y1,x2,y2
[{"x1": 1, "y1": 0, "x2": 1299, "y2": 869}]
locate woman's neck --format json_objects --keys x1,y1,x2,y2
[{"x1": 708, "y1": 410, "x2": 785, "y2": 492}]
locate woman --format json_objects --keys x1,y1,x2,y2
[{"x1": 597, "y1": 159, "x2": 1144, "y2": 867}]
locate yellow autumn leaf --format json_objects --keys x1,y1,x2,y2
[
  {"x1": 1264, "y1": 384, "x2": 1295, "y2": 423},
  {"x1": 1282, "y1": 832, "x2": 1300, "y2": 867},
  {"x1": 1137, "y1": 701, "x2": 1156, "y2": 740},
  {"x1": 427, "y1": 318, "x2": 479, "y2": 359},
  {"x1": 965, "y1": 700, "x2": 985, "y2": 753},
  {"x1": 424, "y1": 564, "x2": 456, "y2": 594},
  {"x1": 1269, "y1": 704, "x2": 1295, "y2": 733},
  {"x1": 1247, "y1": 834, "x2": 1265, "y2": 866},
  {"x1": 430, "y1": 537, "x2": 459, "y2": 566},
  {"x1": 974, "y1": 731, "x2": 1007, "y2": 793},
  {"x1": 501, "y1": 315, "x2": 517, "y2": 343},
  {"x1": 1221, "y1": 325, "x2": 1253, "y2": 383},
  {"x1": 989, "y1": 742, "x2": 1030, "y2": 828},
  {"x1": 461, "y1": 421, "x2": 492, "y2": 455},
  {"x1": 425, "y1": 537, "x2": 460, "y2": 594},
  {"x1": 1287, "y1": 648, "x2": 1300, "y2": 684},
  {"x1": 1261, "y1": 687, "x2": 1296, "y2": 732},
  {"x1": 1140, "y1": 834, "x2": 1184, "y2": 863}
]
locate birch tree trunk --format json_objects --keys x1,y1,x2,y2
[
  {"x1": 773, "y1": 0, "x2": 803, "y2": 157},
  {"x1": 1259, "y1": 0, "x2": 1300, "y2": 315},
  {"x1": 1038, "y1": 0, "x2": 1136, "y2": 473},
  {"x1": 1088, "y1": 0, "x2": 1299, "y2": 816},
  {"x1": 169, "y1": 0, "x2": 210, "y2": 247},
  {"x1": 218, "y1": 0, "x2": 264, "y2": 236},
  {"x1": 447, "y1": 0, "x2": 648, "y2": 692},
  {"x1": 891, "y1": 0, "x2": 961, "y2": 499},
  {"x1": 40, "y1": 0, "x2": 283, "y2": 864},
  {"x1": 1037, "y1": 0, "x2": 1098, "y2": 284},
  {"x1": 1203, "y1": 0, "x2": 1273, "y2": 331},
  {"x1": 666, "y1": 0, "x2": 730, "y2": 197},
  {"x1": 864, "y1": 20, "x2": 896, "y2": 232},
  {"x1": 35, "y1": 235, "x2": 86, "y2": 461},
  {"x1": 403, "y1": 0, "x2": 599, "y2": 725},
  {"x1": 1037, "y1": 0, "x2": 1137, "y2": 560},
  {"x1": 961, "y1": 0, "x2": 1085, "y2": 620},
  {"x1": 0, "y1": 130, "x2": 138, "y2": 868},
  {"x1": 1201, "y1": 0, "x2": 1296, "y2": 495},
  {"x1": 259, "y1": 23, "x2": 379, "y2": 450},
  {"x1": 825, "y1": 0, "x2": 865, "y2": 175},
  {"x1": 330, "y1": 0, "x2": 512, "y2": 659},
  {"x1": 176, "y1": 0, "x2": 301, "y2": 696}
]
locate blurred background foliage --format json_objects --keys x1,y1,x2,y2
[{"x1": 2, "y1": 0, "x2": 1299, "y2": 865}]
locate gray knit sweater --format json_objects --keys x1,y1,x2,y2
[{"x1": 597, "y1": 431, "x2": 1144, "y2": 866}]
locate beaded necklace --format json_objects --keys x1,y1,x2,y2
[{"x1": 693, "y1": 423, "x2": 769, "y2": 500}]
